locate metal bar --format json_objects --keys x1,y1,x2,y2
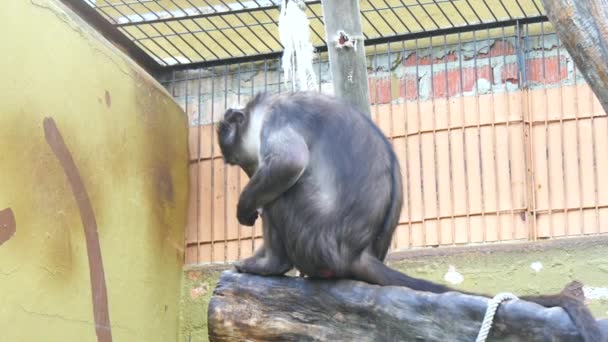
[
  {"x1": 397, "y1": 0, "x2": 425, "y2": 30},
  {"x1": 429, "y1": 37, "x2": 442, "y2": 245},
  {"x1": 386, "y1": 42, "x2": 397, "y2": 249},
  {"x1": 590, "y1": 67, "x2": 601, "y2": 235},
  {"x1": 514, "y1": 0, "x2": 527, "y2": 17},
  {"x1": 359, "y1": 5, "x2": 384, "y2": 37},
  {"x1": 183, "y1": 69, "x2": 192, "y2": 261},
  {"x1": 366, "y1": 0, "x2": 398, "y2": 35},
  {"x1": 223, "y1": 64, "x2": 229, "y2": 263},
  {"x1": 249, "y1": 62, "x2": 256, "y2": 255},
  {"x1": 499, "y1": 0, "x2": 513, "y2": 20},
  {"x1": 488, "y1": 27, "x2": 502, "y2": 242},
  {"x1": 188, "y1": 119, "x2": 541, "y2": 164},
  {"x1": 361, "y1": 17, "x2": 549, "y2": 49},
  {"x1": 135, "y1": 0, "x2": 204, "y2": 62},
  {"x1": 235, "y1": 62, "x2": 243, "y2": 260},
  {"x1": 163, "y1": 16, "x2": 550, "y2": 71},
  {"x1": 94, "y1": 3, "x2": 177, "y2": 66},
  {"x1": 557, "y1": 32, "x2": 570, "y2": 237},
  {"x1": 372, "y1": 44, "x2": 379, "y2": 123},
  {"x1": 115, "y1": 1, "x2": 322, "y2": 27},
  {"x1": 540, "y1": 22, "x2": 554, "y2": 238},
  {"x1": 196, "y1": 18, "x2": 249, "y2": 57},
  {"x1": 186, "y1": 202, "x2": 608, "y2": 248},
  {"x1": 380, "y1": 0, "x2": 411, "y2": 32},
  {"x1": 116, "y1": 0, "x2": 194, "y2": 63},
  {"x1": 573, "y1": 59, "x2": 586, "y2": 235},
  {"x1": 414, "y1": 38, "x2": 427, "y2": 246},
  {"x1": 414, "y1": 0, "x2": 440, "y2": 29},
  {"x1": 530, "y1": 0, "x2": 544, "y2": 16},
  {"x1": 242, "y1": 0, "x2": 285, "y2": 49},
  {"x1": 105, "y1": 0, "x2": 182, "y2": 65},
  {"x1": 462, "y1": 0, "x2": 483, "y2": 24},
  {"x1": 216, "y1": 0, "x2": 273, "y2": 53},
  {"x1": 195, "y1": 67, "x2": 203, "y2": 263},
  {"x1": 443, "y1": 33, "x2": 456, "y2": 245},
  {"x1": 503, "y1": 25, "x2": 517, "y2": 240},
  {"x1": 472, "y1": 30, "x2": 488, "y2": 243},
  {"x1": 210, "y1": 67, "x2": 216, "y2": 262},
  {"x1": 520, "y1": 22, "x2": 538, "y2": 240},
  {"x1": 60, "y1": 0, "x2": 162, "y2": 74},
  {"x1": 302, "y1": 2, "x2": 330, "y2": 43},
  {"x1": 94, "y1": 0, "x2": 164, "y2": 9},
  {"x1": 457, "y1": 31, "x2": 472, "y2": 243},
  {"x1": 168, "y1": 0, "x2": 226, "y2": 59},
  {"x1": 186, "y1": 235, "x2": 263, "y2": 247},
  {"x1": 447, "y1": 0, "x2": 470, "y2": 26},
  {"x1": 401, "y1": 40, "x2": 414, "y2": 249},
  {"x1": 481, "y1": 0, "x2": 498, "y2": 22},
  {"x1": 200, "y1": 0, "x2": 260, "y2": 55},
  {"x1": 432, "y1": 0, "x2": 455, "y2": 28}
]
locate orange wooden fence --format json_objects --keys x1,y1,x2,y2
[{"x1": 185, "y1": 83, "x2": 608, "y2": 265}]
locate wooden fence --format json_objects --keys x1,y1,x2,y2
[{"x1": 163, "y1": 25, "x2": 608, "y2": 265}]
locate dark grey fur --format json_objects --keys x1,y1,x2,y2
[{"x1": 217, "y1": 91, "x2": 603, "y2": 342}]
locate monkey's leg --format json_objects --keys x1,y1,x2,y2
[
  {"x1": 350, "y1": 252, "x2": 453, "y2": 293},
  {"x1": 234, "y1": 217, "x2": 292, "y2": 276},
  {"x1": 236, "y1": 129, "x2": 309, "y2": 226}
]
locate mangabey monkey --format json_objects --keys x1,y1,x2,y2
[{"x1": 217, "y1": 91, "x2": 602, "y2": 341}]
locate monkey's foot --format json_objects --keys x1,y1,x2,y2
[{"x1": 234, "y1": 256, "x2": 291, "y2": 276}]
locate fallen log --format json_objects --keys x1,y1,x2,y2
[{"x1": 208, "y1": 270, "x2": 608, "y2": 341}]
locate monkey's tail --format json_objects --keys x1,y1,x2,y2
[
  {"x1": 363, "y1": 255, "x2": 455, "y2": 294},
  {"x1": 365, "y1": 259, "x2": 603, "y2": 342},
  {"x1": 519, "y1": 294, "x2": 604, "y2": 342}
]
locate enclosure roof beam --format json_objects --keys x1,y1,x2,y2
[
  {"x1": 62, "y1": 0, "x2": 551, "y2": 72},
  {"x1": 115, "y1": 1, "x2": 322, "y2": 27},
  {"x1": 60, "y1": 0, "x2": 163, "y2": 75},
  {"x1": 364, "y1": 15, "x2": 549, "y2": 46},
  {"x1": 165, "y1": 15, "x2": 549, "y2": 72}
]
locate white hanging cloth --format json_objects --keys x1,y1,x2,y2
[{"x1": 278, "y1": 0, "x2": 318, "y2": 91}]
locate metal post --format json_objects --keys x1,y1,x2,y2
[{"x1": 321, "y1": 0, "x2": 372, "y2": 117}]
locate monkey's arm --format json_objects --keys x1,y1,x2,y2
[{"x1": 237, "y1": 127, "x2": 309, "y2": 226}]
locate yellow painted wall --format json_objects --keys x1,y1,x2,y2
[{"x1": 0, "y1": 1, "x2": 188, "y2": 341}]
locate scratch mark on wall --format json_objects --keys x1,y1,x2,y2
[{"x1": 43, "y1": 117, "x2": 113, "y2": 342}]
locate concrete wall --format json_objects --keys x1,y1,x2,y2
[{"x1": 0, "y1": 1, "x2": 188, "y2": 341}]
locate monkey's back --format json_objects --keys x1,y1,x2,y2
[{"x1": 263, "y1": 92, "x2": 403, "y2": 276}]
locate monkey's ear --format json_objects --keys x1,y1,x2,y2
[{"x1": 224, "y1": 109, "x2": 245, "y2": 125}]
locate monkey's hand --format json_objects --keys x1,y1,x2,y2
[{"x1": 237, "y1": 199, "x2": 259, "y2": 226}]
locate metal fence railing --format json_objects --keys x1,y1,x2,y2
[{"x1": 160, "y1": 21, "x2": 608, "y2": 265}]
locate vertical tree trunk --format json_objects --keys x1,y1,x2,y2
[
  {"x1": 541, "y1": 0, "x2": 608, "y2": 114},
  {"x1": 321, "y1": 0, "x2": 372, "y2": 117}
]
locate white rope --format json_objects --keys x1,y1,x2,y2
[
  {"x1": 475, "y1": 292, "x2": 519, "y2": 342},
  {"x1": 278, "y1": 0, "x2": 318, "y2": 92}
]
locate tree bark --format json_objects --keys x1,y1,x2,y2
[
  {"x1": 208, "y1": 270, "x2": 608, "y2": 341},
  {"x1": 541, "y1": 0, "x2": 608, "y2": 114},
  {"x1": 320, "y1": 0, "x2": 372, "y2": 117}
]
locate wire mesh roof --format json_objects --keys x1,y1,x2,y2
[{"x1": 70, "y1": 0, "x2": 548, "y2": 71}]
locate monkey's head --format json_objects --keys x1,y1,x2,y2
[
  {"x1": 217, "y1": 106, "x2": 248, "y2": 166},
  {"x1": 216, "y1": 92, "x2": 270, "y2": 173}
]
